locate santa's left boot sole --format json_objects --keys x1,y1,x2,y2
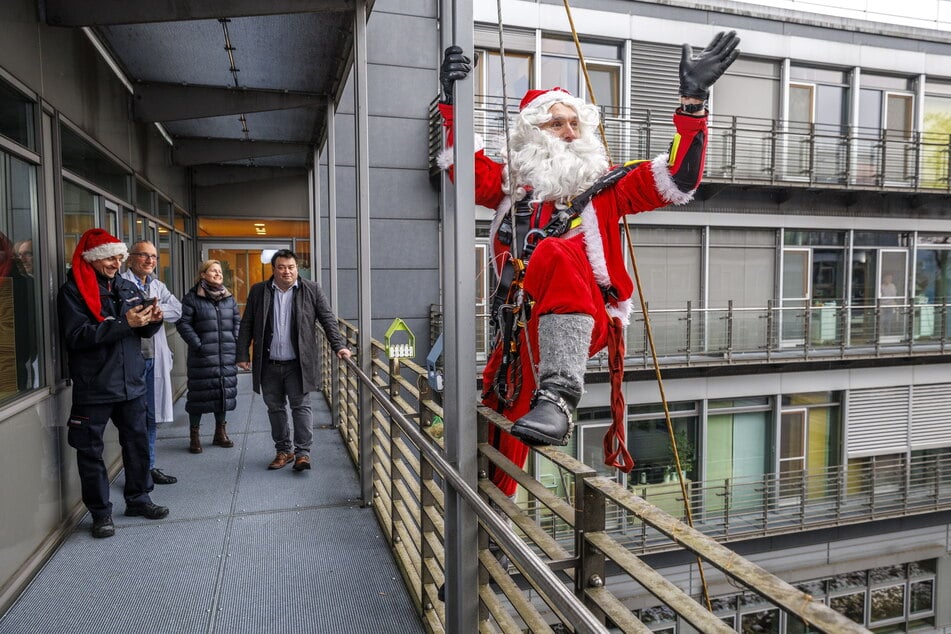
[{"x1": 511, "y1": 400, "x2": 571, "y2": 446}]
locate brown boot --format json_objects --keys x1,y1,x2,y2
[
  {"x1": 189, "y1": 427, "x2": 203, "y2": 454},
  {"x1": 212, "y1": 422, "x2": 234, "y2": 448}
]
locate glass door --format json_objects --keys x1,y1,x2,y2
[
  {"x1": 201, "y1": 241, "x2": 290, "y2": 312},
  {"x1": 879, "y1": 249, "x2": 907, "y2": 340},
  {"x1": 779, "y1": 409, "x2": 806, "y2": 504},
  {"x1": 781, "y1": 249, "x2": 810, "y2": 345}
]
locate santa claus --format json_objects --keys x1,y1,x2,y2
[{"x1": 437, "y1": 32, "x2": 739, "y2": 496}]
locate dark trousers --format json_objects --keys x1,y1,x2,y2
[
  {"x1": 261, "y1": 360, "x2": 312, "y2": 454},
  {"x1": 66, "y1": 397, "x2": 154, "y2": 520}
]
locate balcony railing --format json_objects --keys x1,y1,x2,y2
[
  {"x1": 465, "y1": 300, "x2": 951, "y2": 370},
  {"x1": 321, "y1": 320, "x2": 878, "y2": 632},
  {"x1": 429, "y1": 97, "x2": 951, "y2": 194},
  {"x1": 620, "y1": 300, "x2": 948, "y2": 369},
  {"x1": 546, "y1": 452, "x2": 951, "y2": 554}
]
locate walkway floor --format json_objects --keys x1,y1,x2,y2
[{"x1": 0, "y1": 373, "x2": 424, "y2": 634}]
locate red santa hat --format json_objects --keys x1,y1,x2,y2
[
  {"x1": 519, "y1": 86, "x2": 574, "y2": 112},
  {"x1": 71, "y1": 228, "x2": 128, "y2": 322}
]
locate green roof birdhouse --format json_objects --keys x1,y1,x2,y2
[{"x1": 384, "y1": 318, "x2": 415, "y2": 359}]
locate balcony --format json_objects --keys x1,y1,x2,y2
[
  {"x1": 429, "y1": 97, "x2": 951, "y2": 195},
  {"x1": 619, "y1": 299, "x2": 949, "y2": 370},
  {"x1": 323, "y1": 323, "x2": 875, "y2": 632}
]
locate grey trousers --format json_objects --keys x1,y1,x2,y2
[{"x1": 261, "y1": 361, "x2": 312, "y2": 455}]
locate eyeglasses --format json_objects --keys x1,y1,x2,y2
[{"x1": 131, "y1": 253, "x2": 159, "y2": 260}]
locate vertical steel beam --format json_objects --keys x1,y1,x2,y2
[
  {"x1": 327, "y1": 105, "x2": 339, "y2": 313},
  {"x1": 440, "y1": 0, "x2": 478, "y2": 630},
  {"x1": 354, "y1": 0, "x2": 373, "y2": 505},
  {"x1": 326, "y1": 102, "x2": 341, "y2": 426}
]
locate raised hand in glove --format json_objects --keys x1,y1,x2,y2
[
  {"x1": 679, "y1": 30, "x2": 740, "y2": 101},
  {"x1": 440, "y1": 46, "x2": 471, "y2": 105}
]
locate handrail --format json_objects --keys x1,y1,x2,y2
[
  {"x1": 324, "y1": 321, "x2": 880, "y2": 633},
  {"x1": 460, "y1": 300, "x2": 951, "y2": 369},
  {"x1": 340, "y1": 355, "x2": 611, "y2": 634}
]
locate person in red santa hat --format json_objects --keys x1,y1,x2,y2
[
  {"x1": 58, "y1": 228, "x2": 170, "y2": 538},
  {"x1": 436, "y1": 32, "x2": 739, "y2": 497}
]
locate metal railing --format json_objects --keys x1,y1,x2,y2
[
  {"x1": 620, "y1": 299, "x2": 949, "y2": 369},
  {"x1": 321, "y1": 320, "x2": 872, "y2": 633},
  {"x1": 430, "y1": 97, "x2": 951, "y2": 194},
  {"x1": 456, "y1": 300, "x2": 951, "y2": 371}
]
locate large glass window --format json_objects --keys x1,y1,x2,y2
[
  {"x1": 0, "y1": 79, "x2": 36, "y2": 150},
  {"x1": 788, "y1": 68, "x2": 849, "y2": 184},
  {"x1": 62, "y1": 180, "x2": 97, "y2": 272},
  {"x1": 60, "y1": 124, "x2": 131, "y2": 202},
  {"x1": 706, "y1": 398, "x2": 771, "y2": 514},
  {"x1": 627, "y1": 402, "x2": 698, "y2": 520},
  {"x1": 628, "y1": 226, "x2": 701, "y2": 355},
  {"x1": 914, "y1": 235, "x2": 951, "y2": 340},
  {"x1": 780, "y1": 393, "x2": 841, "y2": 502},
  {"x1": 921, "y1": 87, "x2": 951, "y2": 188},
  {"x1": 709, "y1": 228, "x2": 775, "y2": 350},
  {"x1": 0, "y1": 152, "x2": 41, "y2": 401}
]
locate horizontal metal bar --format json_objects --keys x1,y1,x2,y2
[{"x1": 343, "y1": 357, "x2": 611, "y2": 634}]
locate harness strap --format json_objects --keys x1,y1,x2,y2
[{"x1": 603, "y1": 316, "x2": 634, "y2": 473}]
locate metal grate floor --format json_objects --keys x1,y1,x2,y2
[{"x1": 0, "y1": 373, "x2": 423, "y2": 634}]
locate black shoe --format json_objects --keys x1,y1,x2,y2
[
  {"x1": 125, "y1": 502, "x2": 169, "y2": 520},
  {"x1": 510, "y1": 387, "x2": 578, "y2": 446},
  {"x1": 91, "y1": 516, "x2": 115, "y2": 539},
  {"x1": 151, "y1": 468, "x2": 177, "y2": 485}
]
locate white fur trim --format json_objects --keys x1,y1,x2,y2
[
  {"x1": 578, "y1": 202, "x2": 611, "y2": 288},
  {"x1": 607, "y1": 299, "x2": 633, "y2": 327},
  {"x1": 651, "y1": 153, "x2": 695, "y2": 206},
  {"x1": 436, "y1": 147, "x2": 454, "y2": 171},
  {"x1": 82, "y1": 241, "x2": 128, "y2": 262},
  {"x1": 436, "y1": 134, "x2": 484, "y2": 171},
  {"x1": 523, "y1": 90, "x2": 581, "y2": 115},
  {"x1": 579, "y1": 201, "x2": 633, "y2": 326}
]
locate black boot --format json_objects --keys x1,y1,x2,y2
[
  {"x1": 510, "y1": 313, "x2": 591, "y2": 447},
  {"x1": 511, "y1": 385, "x2": 580, "y2": 446}
]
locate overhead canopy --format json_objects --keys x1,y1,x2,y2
[{"x1": 43, "y1": 0, "x2": 365, "y2": 170}]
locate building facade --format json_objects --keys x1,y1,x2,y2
[{"x1": 424, "y1": 0, "x2": 951, "y2": 631}]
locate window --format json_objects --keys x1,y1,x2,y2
[
  {"x1": 0, "y1": 77, "x2": 36, "y2": 150},
  {"x1": 779, "y1": 393, "x2": 841, "y2": 502},
  {"x1": 60, "y1": 124, "x2": 131, "y2": 202},
  {"x1": 706, "y1": 398, "x2": 772, "y2": 514},
  {"x1": 705, "y1": 57, "x2": 782, "y2": 179},
  {"x1": 0, "y1": 151, "x2": 42, "y2": 401},
  {"x1": 628, "y1": 226, "x2": 701, "y2": 355},
  {"x1": 693, "y1": 560, "x2": 937, "y2": 632},
  {"x1": 788, "y1": 68, "x2": 850, "y2": 183},
  {"x1": 921, "y1": 89, "x2": 951, "y2": 187},
  {"x1": 62, "y1": 180, "x2": 98, "y2": 273},
  {"x1": 708, "y1": 228, "x2": 775, "y2": 350}
]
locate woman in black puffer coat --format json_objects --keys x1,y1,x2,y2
[{"x1": 176, "y1": 259, "x2": 240, "y2": 454}]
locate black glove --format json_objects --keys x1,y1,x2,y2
[
  {"x1": 440, "y1": 45, "x2": 471, "y2": 105},
  {"x1": 679, "y1": 30, "x2": 740, "y2": 101}
]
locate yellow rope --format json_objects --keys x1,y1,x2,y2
[{"x1": 561, "y1": 0, "x2": 713, "y2": 610}]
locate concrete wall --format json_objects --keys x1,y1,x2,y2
[{"x1": 320, "y1": 0, "x2": 441, "y2": 353}]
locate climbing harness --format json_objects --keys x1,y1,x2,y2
[
  {"x1": 561, "y1": 0, "x2": 714, "y2": 608},
  {"x1": 484, "y1": 0, "x2": 716, "y2": 607}
]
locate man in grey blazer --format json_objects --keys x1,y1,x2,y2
[{"x1": 236, "y1": 249, "x2": 351, "y2": 471}]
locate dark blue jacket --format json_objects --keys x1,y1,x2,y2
[
  {"x1": 58, "y1": 270, "x2": 162, "y2": 405},
  {"x1": 176, "y1": 285, "x2": 240, "y2": 414}
]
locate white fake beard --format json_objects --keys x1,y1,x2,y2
[{"x1": 506, "y1": 125, "x2": 609, "y2": 203}]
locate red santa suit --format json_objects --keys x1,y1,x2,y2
[{"x1": 438, "y1": 90, "x2": 708, "y2": 496}]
